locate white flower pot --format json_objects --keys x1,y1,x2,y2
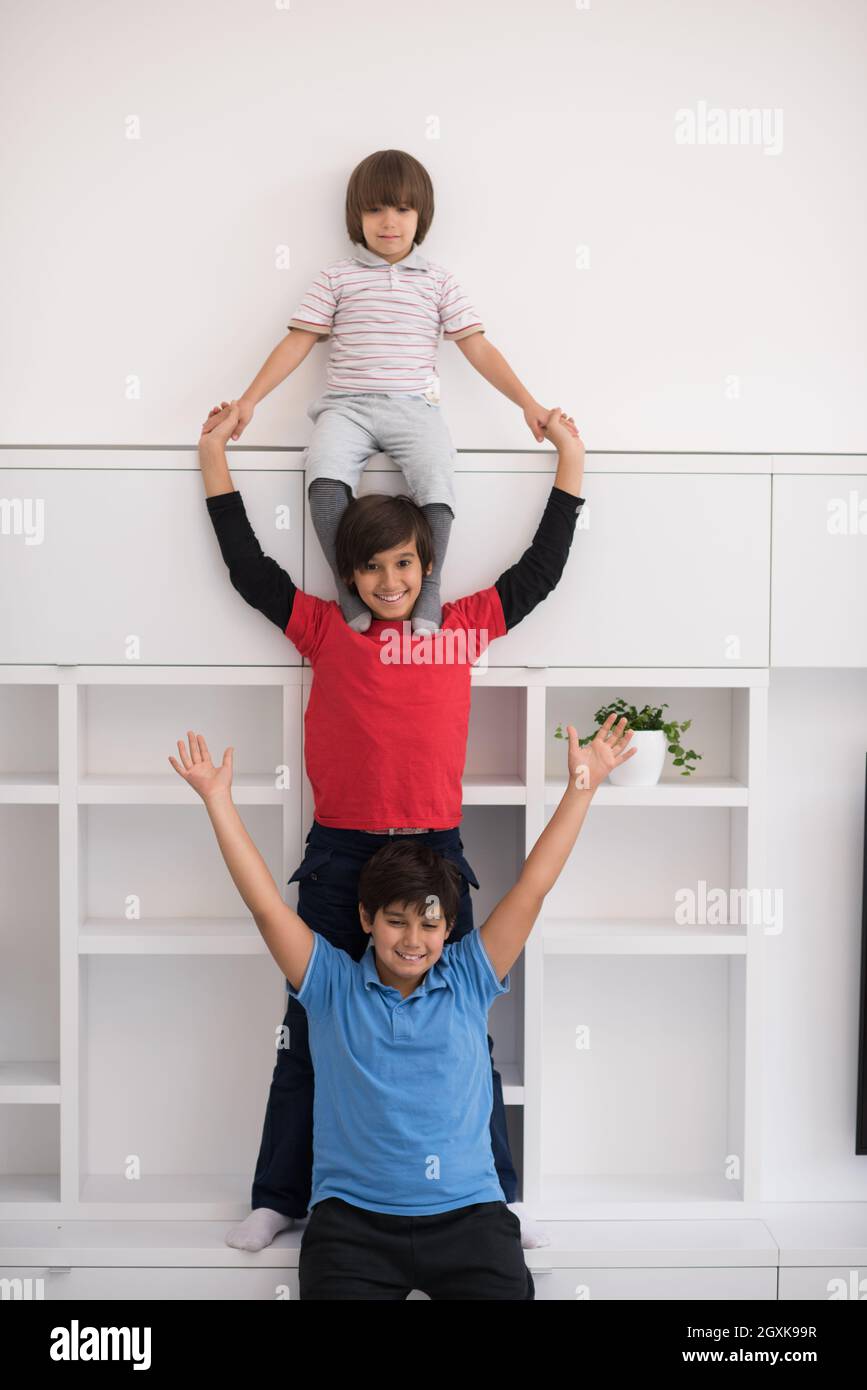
[{"x1": 607, "y1": 728, "x2": 667, "y2": 787}]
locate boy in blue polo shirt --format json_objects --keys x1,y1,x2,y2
[{"x1": 168, "y1": 714, "x2": 635, "y2": 1299}]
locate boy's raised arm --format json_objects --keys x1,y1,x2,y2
[
  {"x1": 168, "y1": 732, "x2": 315, "y2": 992},
  {"x1": 493, "y1": 409, "x2": 586, "y2": 632},
  {"x1": 200, "y1": 329, "x2": 321, "y2": 443},
  {"x1": 480, "y1": 716, "x2": 635, "y2": 982},
  {"x1": 199, "y1": 404, "x2": 298, "y2": 634}
]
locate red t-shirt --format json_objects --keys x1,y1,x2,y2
[{"x1": 286, "y1": 587, "x2": 507, "y2": 830}]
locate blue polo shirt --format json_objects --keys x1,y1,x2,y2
[{"x1": 287, "y1": 927, "x2": 510, "y2": 1216}]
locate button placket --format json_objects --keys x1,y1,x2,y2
[{"x1": 392, "y1": 1001, "x2": 411, "y2": 1041}]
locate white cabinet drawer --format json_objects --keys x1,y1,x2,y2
[
  {"x1": 531, "y1": 1265, "x2": 777, "y2": 1299},
  {"x1": 772, "y1": 475, "x2": 867, "y2": 666},
  {"x1": 778, "y1": 1265, "x2": 867, "y2": 1300},
  {"x1": 447, "y1": 473, "x2": 770, "y2": 666},
  {"x1": 0, "y1": 470, "x2": 303, "y2": 665},
  {"x1": 0, "y1": 1267, "x2": 461, "y2": 1300},
  {"x1": 1, "y1": 1262, "x2": 777, "y2": 1300},
  {"x1": 0, "y1": 1265, "x2": 299, "y2": 1300}
]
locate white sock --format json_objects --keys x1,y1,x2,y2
[
  {"x1": 225, "y1": 1206, "x2": 300, "y2": 1252},
  {"x1": 508, "y1": 1201, "x2": 551, "y2": 1249}
]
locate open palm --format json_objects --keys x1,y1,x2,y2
[
  {"x1": 566, "y1": 713, "x2": 635, "y2": 791},
  {"x1": 168, "y1": 731, "x2": 233, "y2": 802}
]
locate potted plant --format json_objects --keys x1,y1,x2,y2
[{"x1": 555, "y1": 699, "x2": 701, "y2": 787}]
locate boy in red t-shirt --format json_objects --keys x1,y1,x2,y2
[{"x1": 199, "y1": 401, "x2": 584, "y2": 1252}]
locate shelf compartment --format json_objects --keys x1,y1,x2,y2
[
  {"x1": 539, "y1": 954, "x2": 746, "y2": 1205},
  {"x1": 78, "y1": 954, "x2": 286, "y2": 1213},
  {"x1": 78, "y1": 774, "x2": 285, "y2": 805},
  {"x1": 77, "y1": 683, "x2": 286, "y2": 783},
  {"x1": 537, "y1": 1171, "x2": 741, "y2": 1206},
  {"x1": 79, "y1": 805, "x2": 283, "y2": 927},
  {"x1": 0, "y1": 774, "x2": 59, "y2": 804},
  {"x1": 498, "y1": 1062, "x2": 524, "y2": 1105},
  {"x1": 80, "y1": 918, "x2": 265, "y2": 955},
  {"x1": 545, "y1": 684, "x2": 754, "y2": 793},
  {"x1": 0, "y1": 1061, "x2": 61, "y2": 1103},
  {"x1": 465, "y1": 686, "x2": 527, "y2": 796},
  {"x1": 0, "y1": 1105, "x2": 59, "y2": 1203},
  {"x1": 462, "y1": 773, "x2": 526, "y2": 805},
  {"x1": 0, "y1": 684, "x2": 58, "y2": 797},
  {"x1": 541, "y1": 805, "x2": 737, "y2": 926},
  {"x1": 0, "y1": 806, "x2": 59, "y2": 1092},
  {"x1": 0, "y1": 1173, "x2": 59, "y2": 1204},
  {"x1": 77, "y1": 1172, "x2": 252, "y2": 1211},
  {"x1": 543, "y1": 919, "x2": 747, "y2": 955},
  {"x1": 545, "y1": 777, "x2": 747, "y2": 807},
  {"x1": 460, "y1": 805, "x2": 526, "y2": 1113}
]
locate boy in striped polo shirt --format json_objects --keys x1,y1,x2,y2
[{"x1": 201, "y1": 148, "x2": 552, "y2": 633}]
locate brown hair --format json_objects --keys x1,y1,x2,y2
[
  {"x1": 345, "y1": 149, "x2": 435, "y2": 247},
  {"x1": 335, "y1": 493, "x2": 433, "y2": 589},
  {"x1": 358, "y1": 840, "x2": 461, "y2": 930}
]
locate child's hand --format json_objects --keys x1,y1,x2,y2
[
  {"x1": 523, "y1": 400, "x2": 553, "y2": 442},
  {"x1": 198, "y1": 403, "x2": 241, "y2": 463},
  {"x1": 542, "y1": 406, "x2": 582, "y2": 449},
  {"x1": 565, "y1": 714, "x2": 635, "y2": 792},
  {"x1": 168, "y1": 731, "x2": 233, "y2": 802},
  {"x1": 201, "y1": 398, "x2": 254, "y2": 442}
]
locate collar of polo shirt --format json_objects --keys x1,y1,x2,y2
[
  {"x1": 360, "y1": 936, "x2": 452, "y2": 996},
  {"x1": 351, "y1": 240, "x2": 430, "y2": 271}
]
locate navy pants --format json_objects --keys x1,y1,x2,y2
[{"x1": 251, "y1": 820, "x2": 519, "y2": 1217}]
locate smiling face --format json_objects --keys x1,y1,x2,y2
[
  {"x1": 361, "y1": 201, "x2": 419, "y2": 263},
  {"x1": 348, "y1": 536, "x2": 432, "y2": 624},
  {"x1": 359, "y1": 897, "x2": 453, "y2": 995}
]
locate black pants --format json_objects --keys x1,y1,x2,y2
[
  {"x1": 251, "y1": 821, "x2": 519, "y2": 1217},
  {"x1": 300, "y1": 1196, "x2": 535, "y2": 1300}
]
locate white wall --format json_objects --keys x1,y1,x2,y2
[{"x1": 1, "y1": 0, "x2": 864, "y2": 451}]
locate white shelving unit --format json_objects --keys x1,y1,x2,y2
[
  {"x1": 0, "y1": 668, "x2": 300, "y2": 1217},
  {"x1": 2, "y1": 449, "x2": 865, "y2": 1293},
  {"x1": 0, "y1": 660, "x2": 768, "y2": 1222},
  {"x1": 527, "y1": 669, "x2": 767, "y2": 1215}
]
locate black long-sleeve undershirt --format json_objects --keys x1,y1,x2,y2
[
  {"x1": 205, "y1": 485, "x2": 584, "y2": 634},
  {"x1": 494, "y1": 486, "x2": 583, "y2": 629}
]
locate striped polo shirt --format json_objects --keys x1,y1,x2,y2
[{"x1": 287, "y1": 241, "x2": 484, "y2": 395}]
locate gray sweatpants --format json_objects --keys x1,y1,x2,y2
[{"x1": 303, "y1": 390, "x2": 457, "y2": 512}]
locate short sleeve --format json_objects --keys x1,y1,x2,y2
[
  {"x1": 445, "y1": 929, "x2": 510, "y2": 1015},
  {"x1": 286, "y1": 932, "x2": 351, "y2": 1019},
  {"x1": 439, "y1": 271, "x2": 484, "y2": 341},
  {"x1": 288, "y1": 269, "x2": 337, "y2": 337},
  {"x1": 285, "y1": 588, "x2": 338, "y2": 663},
  {"x1": 441, "y1": 585, "x2": 507, "y2": 658}
]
